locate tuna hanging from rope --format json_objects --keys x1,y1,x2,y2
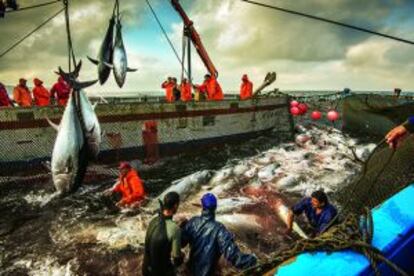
[
  {"x1": 48, "y1": 62, "x2": 100, "y2": 195},
  {"x1": 87, "y1": 15, "x2": 116, "y2": 85},
  {"x1": 105, "y1": 15, "x2": 138, "y2": 88},
  {"x1": 48, "y1": 91, "x2": 87, "y2": 195}
]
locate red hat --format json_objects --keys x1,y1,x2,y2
[
  {"x1": 33, "y1": 78, "x2": 43, "y2": 86},
  {"x1": 119, "y1": 162, "x2": 131, "y2": 170}
]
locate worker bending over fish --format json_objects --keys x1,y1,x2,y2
[
  {"x1": 181, "y1": 193, "x2": 257, "y2": 276},
  {"x1": 104, "y1": 162, "x2": 146, "y2": 208},
  {"x1": 286, "y1": 190, "x2": 337, "y2": 237}
]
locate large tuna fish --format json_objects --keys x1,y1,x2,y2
[
  {"x1": 87, "y1": 16, "x2": 116, "y2": 85},
  {"x1": 105, "y1": 17, "x2": 137, "y2": 88},
  {"x1": 147, "y1": 170, "x2": 214, "y2": 210},
  {"x1": 50, "y1": 93, "x2": 87, "y2": 195},
  {"x1": 78, "y1": 90, "x2": 102, "y2": 159}
]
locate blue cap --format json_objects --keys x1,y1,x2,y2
[{"x1": 201, "y1": 193, "x2": 217, "y2": 210}]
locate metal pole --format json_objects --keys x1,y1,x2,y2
[{"x1": 187, "y1": 34, "x2": 192, "y2": 85}]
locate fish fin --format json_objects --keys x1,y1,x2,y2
[
  {"x1": 88, "y1": 125, "x2": 96, "y2": 134},
  {"x1": 87, "y1": 56, "x2": 99, "y2": 65},
  {"x1": 92, "y1": 102, "x2": 98, "y2": 110},
  {"x1": 101, "y1": 130, "x2": 106, "y2": 139},
  {"x1": 68, "y1": 79, "x2": 98, "y2": 90},
  {"x1": 46, "y1": 116, "x2": 59, "y2": 131},
  {"x1": 73, "y1": 60, "x2": 83, "y2": 78},
  {"x1": 103, "y1": 61, "x2": 114, "y2": 69},
  {"x1": 127, "y1": 67, "x2": 138, "y2": 72},
  {"x1": 65, "y1": 156, "x2": 73, "y2": 173}
]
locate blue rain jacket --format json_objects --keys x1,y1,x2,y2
[
  {"x1": 182, "y1": 209, "x2": 257, "y2": 276},
  {"x1": 292, "y1": 197, "x2": 337, "y2": 234}
]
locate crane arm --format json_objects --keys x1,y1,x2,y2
[{"x1": 170, "y1": 0, "x2": 218, "y2": 78}]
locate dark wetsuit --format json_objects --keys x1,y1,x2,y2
[
  {"x1": 182, "y1": 209, "x2": 257, "y2": 276},
  {"x1": 142, "y1": 214, "x2": 182, "y2": 276}
]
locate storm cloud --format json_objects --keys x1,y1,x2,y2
[{"x1": 1, "y1": 0, "x2": 414, "y2": 92}]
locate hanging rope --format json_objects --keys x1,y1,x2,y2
[
  {"x1": 5, "y1": 0, "x2": 61, "y2": 14},
  {"x1": 63, "y1": 0, "x2": 76, "y2": 71},
  {"x1": 0, "y1": 7, "x2": 65, "y2": 59},
  {"x1": 144, "y1": 0, "x2": 190, "y2": 79},
  {"x1": 240, "y1": 0, "x2": 414, "y2": 46}
]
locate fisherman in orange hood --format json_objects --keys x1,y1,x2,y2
[
  {"x1": 32, "y1": 78, "x2": 50, "y2": 106},
  {"x1": 51, "y1": 76, "x2": 71, "y2": 106},
  {"x1": 180, "y1": 78, "x2": 192, "y2": 102},
  {"x1": 0, "y1": 82, "x2": 13, "y2": 107},
  {"x1": 13, "y1": 78, "x2": 32, "y2": 107},
  {"x1": 162, "y1": 77, "x2": 175, "y2": 103},
  {"x1": 240, "y1": 74, "x2": 253, "y2": 100},
  {"x1": 104, "y1": 162, "x2": 146, "y2": 208},
  {"x1": 195, "y1": 74, "x2": 224, "y2": 101}
]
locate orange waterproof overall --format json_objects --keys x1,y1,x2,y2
[{"x1": 113, "y1": 169, "x2": 146, "y2": 205}]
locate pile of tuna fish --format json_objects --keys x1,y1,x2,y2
[{"x1": 53, "y1": 123, "x2": 375, "y2": 258}]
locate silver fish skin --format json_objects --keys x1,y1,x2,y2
[
  {"x1": 79, "y1": 90, "x2": 102, "y2": 159},
  {"x1": 148, "y1": 170, "x2": 214, "y2": 210},
  {"x1": 109, "y1": 18, "x2": 137, "y2": 88},
  {"x1": 87, "y1": 16, "x2": 115, "y2": 85},
  {"x1": 51, "y1": 93, "x2": 85, "y2": 195}
]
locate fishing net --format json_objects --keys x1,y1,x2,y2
[{"x1": 242, "y1": 98, "x2": 414, "y2": 276}]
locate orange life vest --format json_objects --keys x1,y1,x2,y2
[
  {"x1": 162, "y1": 81, "x2": 175, "y2": 102},
  {"x1": 33, "y1": 85, "x2": 50, "y2": 106},
  {"x1": 13, "y1": 85, "x2": 32, "y2": 107},
  {"x1": 113, "y1": 169, "x2": 146, "y2": 205},
  {"x1": 180, "y1": 83, "x2": 192, "y2": 102},
  {"x1": 240, "y1": 80, "x2": 253, "y2": 100}
]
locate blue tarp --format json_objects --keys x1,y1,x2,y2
[{"x1": 276, "y1": 184, "x2": 414, "y2": 276}]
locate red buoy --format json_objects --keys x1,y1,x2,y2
[
  {"x1": 327, "y1": 110, "x2": 339, "y2": 121},
  {"x1": 311, "y1": 111, "x2": 322, "y2": 120},
  {"x1": 290, "y1": 106, "x2": 301, "y2": 116},
  {"x1": 298, "y1": 103, "x2": 308, "y2": 115},
  {"x1": 290, "y1": 100, "x2": 299, "y2": 108}
]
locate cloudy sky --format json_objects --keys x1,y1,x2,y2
[{"x1": 1, "y1": 0, "x2": 414, "y2": 93}]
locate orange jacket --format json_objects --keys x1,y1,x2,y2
[
  {"x1": 181, "y1": 82, "x2": 192, "y2": 102},
  {"x1": 197, "y1": 78, "x2": 223, "y2": 100},
  {"x1": 13, "y1": 85, "x2": 32, "y2": 107},
  {"x1": 113, "y1": 169, "x2": 146, "y2": 205},
  {"x1": 33, "y1": 83, "x2": 50, "y2": 106},
  {"x1": 240, "y1": 80, "x2": 253, "y2": 100},
  {"x1": 207, "y1": 77, "x2": 224, "y2": 101},
  {"x1": 162, "y1": 81, "x2": 175, "y2": 102},
  {"x1": 51, "y1": 77, "x2": 71, "y2": 106}
]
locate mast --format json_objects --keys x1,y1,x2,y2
[{"x1": 170, "y1": 0, "x2": 218, "y2": 78}]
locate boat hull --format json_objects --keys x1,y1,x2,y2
[
  {"x1": 0, "y1": 95, "x2": 293, "y2": 172},
  {"x1": 342, "y1": 94, "x2": 414, "y2": 137}
]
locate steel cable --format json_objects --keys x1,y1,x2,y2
[
  {"x1": 240, "y1": 0, "x2": 414, "y2": 46},
  {"x1": 0, "y1": 7, "x2": 65, "y2": 59}
]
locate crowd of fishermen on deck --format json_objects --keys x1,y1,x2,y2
[
  {"x1": 162, "y1": 73, "x2": 253, "y2": 102},
  {"x1": 0, "y1": 77, "x2": 71, "y2": 107},
  {"x1": 0, "y1": 74, "x2": 254, "y2": 108}
]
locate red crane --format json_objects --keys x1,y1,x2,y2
[{"x1": 170, "y1": 0, "x2": 218, "y2": 79}]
